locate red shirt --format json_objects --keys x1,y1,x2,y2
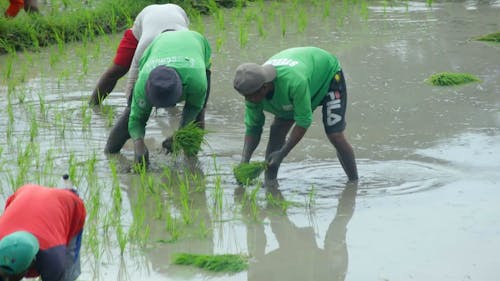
[{"x1": 0, "y1": 184, "x2": 86, "y2": 280}]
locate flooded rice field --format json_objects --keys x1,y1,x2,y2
[{"x1": 0, "y1": 0, "x2": 499, "y2": 280}]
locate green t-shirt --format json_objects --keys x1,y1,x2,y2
[
  {"x1": 244, "y1": 47, "x2": 341, "y2": 136},
  {"x1": 129, "y1": 30, "x2": 212, "y2": 140}
]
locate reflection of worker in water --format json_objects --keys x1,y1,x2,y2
[
  {"x1": 104, "y1": 29, "x2": 212, "y2": 166},
  {"x1": 0, "y1": 184, "x2": 86, "y2": 281},
  {"x1": 233, "y1": 47, "x2": 358, "y2": 186},
  {"x1": 4, "y1": 0, "x2": 38, "y2": 18},
  {"x1": 240, "y1": 183, "x2": 357, "y2": 281},
  {"x1": 89, "y1": 4, "x2": 190, "y2": 106},
  {"x1": 121, "y1": 161, "x2": 214, "y2": 277}
]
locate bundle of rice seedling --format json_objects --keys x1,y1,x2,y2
[
  {"x1": 233, "y1": 161, "x2": 267, "y2": 185},
  {"x1": 426, "y1": 72, "x2": 480, "y2": 86},
  {"x1": 475, "y1": 31, "x2": 500, "y2": 43},
  {"x1": 171, "y1": 122, "x2": 208, "y2": 156},
  {"x1": 172, "y1": 253, "x2": 248, "y2": 273}
]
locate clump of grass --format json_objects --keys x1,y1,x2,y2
[
  {"x1": 233, "y1": 161, "x2": 267, "y2": 185},
  {"x1": 172, "y1": 122, "x2": 208, "y2": 156},
  {"x1": 426, "y1": 72, "x2": 480, "y2": 86},
  {"x1": 475, "y1": 31, "x2": 500, "y2": 43},
  {"x1": 172, "y1": 253, "x2": 248, "y2": 273}
]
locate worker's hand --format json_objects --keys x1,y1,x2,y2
[
  {"x1": 133, "y1": 139, "x2": 149, "y2": 167},
  {"x1": 162, "y1": 136, "x2": 174, "y2": 154},
  {"x1": 266, "y1": 150, "x2": 285, "y2": 170}
]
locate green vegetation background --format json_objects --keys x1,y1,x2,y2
[{"x1": 0, "y1": 0, "x2": 240, "y2": 54}]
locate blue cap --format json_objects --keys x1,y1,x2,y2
[{"x1": 145, "y1": 66, "x2": 182, "y2": 108}]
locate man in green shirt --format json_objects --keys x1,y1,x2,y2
[
  {"x1": 104, "y1": 30, "x2": 212, "y2": 165},
  {"x1": 233, "y1": 47, "x2": 358, "y2": 185}
]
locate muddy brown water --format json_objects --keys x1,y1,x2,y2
[{"x1": 0, "y1": 1, "x2": 499, "y2": 280}]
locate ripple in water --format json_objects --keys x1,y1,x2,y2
[{"x1": 277, "y1": 159, "x2": 456, "y2": 199}]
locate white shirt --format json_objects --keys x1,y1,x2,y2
[{"x1": 125, "y1": 4, "x2": 190, "y2": 97}]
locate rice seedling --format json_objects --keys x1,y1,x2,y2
[
  {"x1": 306, "y1": 185, "x2": 316, "y2": 209},
  {"x1": 164, "y1": 210, "x2": 180, "y2": 243},
  {"x1": 266, "y1": 191, "x2": 292, "y2": 214},
  {"x1": 41, "y1": 149, "x2": 55, "y2": 177},
  {"x1": 212, "y1": 165, "x2": 224, "y2": 217},
  {"x1": 233, "y1": 161, "x2": 267, "y2": 185},
  {"x1": 280, "y1": 14, "x2": 287, "y2": 37},
  {"x1": 426, "y1": 72, "x2": 481, "y2": 86},
  {"x1": 2, "y1": 53, "x2": 14, "y2": 80},
  {"x1": 80, "y1": 105, "x2": 92, "y2": 131},
  {"x1": 172, "y1": 253, "x2": 249, "y2": 273},
  {"x1": 110, "y1": 162, "x2": 122, "y2": 216},
  {"x1": 29, "y1": 110, "x2": 39, "y2": 141},
  {"x1": 297, "y1": 8, "x2": 308, "y2": 33},
  {"x1": 68, "y1": 152, "x2": 78, "y2": 185},
  {"x1": 116, "y1": 224, "x2": 127, "y2": 256},
  {"x1": 6, "y1": 96, "x2": 14, "y2": 124},
  {"x1": 475, "y1": 31, "x2": 500, "y2": 43},
  {"x1": 178, "y1": 174, "x2": 193, "y2": 225},
  {"x1": 171, "y1": 121, "x2": 208, "y2": 157},
  {"x1": 100, "y1": 105, "x2": 115, "y2": 128},
  {"x1": 238, "y1": 23, "x2": 249, "y2": 47},
  {"x1": 239, "y1": 185, "x2": 262, "y2": 221}
]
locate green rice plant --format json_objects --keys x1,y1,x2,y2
[
  {"x1": 189, "y1": 9, "x2": 205, "y2": 34},
  {"x1": 29, "y1": 110, "x2": 39, "y2": 141},
  {"x1": 266, "y1": 192, "x2": 292, "y2": 214},
  {"x1": 81, "y1": 105, "x2": 92, "y2": 131},
  {"x1": 212, "y1": 166, "x2": 224, "y2": 217},
  {"x1": 426, "y1": 72, "x2": 481, "y2": 86},
  {"x1": 306, "y1": 185, "x2": 316, "y2": 209},
  {"x1": 280, "y1": 14, "x2": 287, "y2": 37},
  {"x1": 215, "y1": 34, "x2": 226, "y2": 52},
  {"x1": 475, "y1": 31, "x2": 500, "y2": 43},
  {"x1": 239, "y1": 185, "x2": 262, "y2": 221},
  {"x1": 68, "y1": 152, "x2": 78, "y2": 185},
  {"x1": 99, "y1": 105, "x2": 115, "y2": 128},
  {"x1": 116, "y1": 224, "x2": 127, "y2": 256},
  {"x1": 249, "y1": 185, "x2": 260, "y2": 220},
  {"x1": 238, "y1": 23, "x2": 248, "y2": 47},
  {"x1": 2, "y1": 52, "x2": 14, "y2": 80},
  {"x1": 37, "y1": 93, "x2": 48, "y2": 121},
  {"x1": 164, "y1": 210, "x2": 180, "y2": 243},
  {"x1": 178, "y1": 173, "x2": 193, "y2": 225},
  {"x1": 195, "y1": 219, "x2": 210, "y2": 239},
  {"x1": 7, "y1": 97, "x2": 14, "y2": 125},
  {"x1": 85, "y1": 181, "x2": 102, "y2": 260},
  {"x1": 233, "y1": 161, "x2": 267, "y2": 185},
  {"x1": 110, "y1": 161, "x2": 122, "y2": 216},
  {"x1": 172, "y1": 253, "x2": 249, "y2": 273},
  {"x1": 54, "y1": 111, "x2": 66, "y2": 138},
  {"x1": 360, "y1": 0, "x2": 369, "y2": 19},
  {"x1": 42, "y1": 149, "x2": 55, "y2": 179},
  {"x1": 298, "y1": 12, "x2": 308, "y2": 33},
  {"x1": 172, "y1": 122, "x2": 208, "y2": 157},
  {"x1": 127, "y1": 171, "x2": 151, "y2": 246},
  {"x1": 84, "y1": 153, "x2": 98, "y2": 191}
]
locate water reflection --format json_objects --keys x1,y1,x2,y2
[
  {"x1": 236, "y1": 183, "x2": 358, "y2": 281},
  {"x1": 120, "y1": 157, "x2": 214, "y2": 279}
]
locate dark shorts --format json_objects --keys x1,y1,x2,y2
[
  {"x1": 321, "y1": 70, "x2": 347, "y2": 134},
  {"x1": 64, "y1": 231, "x2": 83, "y2": 281},
  {"x1": 113, "y1": 29, "x2": 138, "y2": 68}
]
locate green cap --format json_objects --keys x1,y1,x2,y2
[{"x1": 0, "y1": 231, "x2": 39, "y2": 275}]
